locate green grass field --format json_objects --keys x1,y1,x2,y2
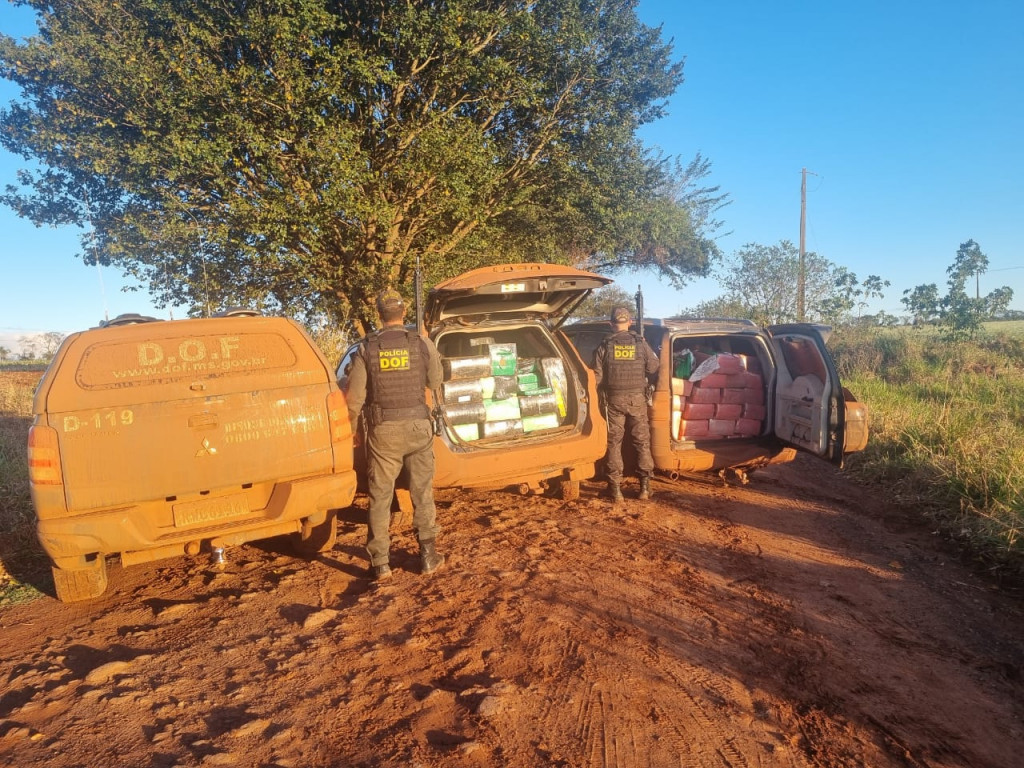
[{"x1": 833, "y1": 326, "x2": 1024, "y2": 579}]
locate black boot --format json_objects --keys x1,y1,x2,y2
[
  {"x1": 608, "y1": 480, "x2": 624, "y2": 503},
  {"x1": 419, "y1": 539, "x2": 445, "y2": 575},
  {"x1": 370, "y1": 563, "x2": 392, "y2": 581},
  {"x1": 639, "y1": 476, "x2": 651, "y2": 500}
]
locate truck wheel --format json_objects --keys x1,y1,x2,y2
[
  {"x1": 292, "y1": 510, "x2": 338, "y2": 556},
  {"x1": 558, "y1": 479, "x2": 580, "y2": 501},
  {"x1": 51, "y1": 555, "x2": 108, "y2": 603}
]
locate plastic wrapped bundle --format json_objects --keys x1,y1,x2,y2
[
  {"x1": 444, "y1": 401, "x2": 487, "y2": 425},
  {"x1": 489, "y1": 343, "x2": 518, "y2": 376},
  {"x1": 491, "y1": 375, "x2": 519, "y2": 400},
  {"x1": 442, "y1": 379, "x2": 484, "y2": 404},
  {"x1": 448, "y1": 422, "x2": 481, "y2": 442},
  {"x1": 517, "y1": 357, "x2": 538, "y2": 375},
  {"x1": 482, "y1": 419, "x2": 525, "y2": 438},
  {"x1": 483, "y1": 398, "x2": 521, "y2": 422},
  {"x1": 517, "y1": 372, "x2": 540, "y2": 392},
  {"x1": 522, "y1": 413, "x2": 560, "y2": 433},
  {"x1": 443, "y1": 355, "x2": 491, "y2": 380},
  {"x1": 540, "y1": 357, "x2": 568, "y2": 417},
  {"x1": 518, "y1": 391, "x2": 559, "y2": 418}
]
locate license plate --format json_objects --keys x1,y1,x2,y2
[{"x1": 173, "y1": 494, "x2": 250, "y2": 527}]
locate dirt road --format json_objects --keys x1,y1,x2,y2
[{"x1": 2, "y1": 456, "x2": 1022, "y2": 768}]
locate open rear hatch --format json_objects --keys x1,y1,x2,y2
[
  {"x1": 425, "y1": 262, "x2": 611, "y2": 327},
  {"x1": 426, "y1": 263, "x2": 610, "y2": 446}
]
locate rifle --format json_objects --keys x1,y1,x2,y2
[
  {"x1": 635, "y1": 284, "x2": 653, "y2": 406},
  {"x1": 415, "y1": 254, "x2": 425, "y2": 336},
  {"x1": 635, "y1": 284, "x2": 643, "y2": 337},
  {"x1": 415, "y1": 255, "x2": 444, "y2": 435}
]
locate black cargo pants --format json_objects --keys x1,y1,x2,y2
[
  {"x1": 604, "y1": 392, "x2": 654, "y2": 482},
  {"x1": 365, "y1": 418, "x2": 440, "y2": 566}
]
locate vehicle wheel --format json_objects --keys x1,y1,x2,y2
[
  {"x1": 292, "y1": 510, "x2": 338, "y2": 556},
  {"x1": 51, "y1": 555, "x2": 108, "y2": 603},
  {"x1": 558, "y1": 479, "x2": 580, "y2": 501}
]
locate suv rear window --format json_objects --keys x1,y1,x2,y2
[{"x1": 76, "y1": 332, "x2": 299, "y2": 389}]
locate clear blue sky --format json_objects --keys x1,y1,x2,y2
[{"x1": 2, "y1": 0, "x2": 1023, "y2": 349}]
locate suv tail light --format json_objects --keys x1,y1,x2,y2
[
  {"x1": 28, "y1": 426, "x2": 64, "y2": 486},
  {"x1": 327, "y1": 389, "x2": 352, "y2": 445}
]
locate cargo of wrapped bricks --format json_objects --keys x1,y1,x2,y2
[
  {"x1": 735, "y1": 417, "x2": 761, "y2": 436},
  {"x1": 670, "y1": 350, "x2": 768, "y2": 440},
  {"x1": 688, "y1": 386, "x2": 721, "y2": 404},
  {"x1": 675, "y1": 421, "x2": 708, "y2": 438},
  {"x1": 442, "y1": 344, "x2": 570, "y2": 441},
  {"x1": 682, "y1": 402, "x2": 715, "y2": 419},
  {"x1": 708, "y1": 418, "x2": 736, "y2": 436},
  {"x1": 714, "y1": 403, "x2": 743, "y2": 420}
]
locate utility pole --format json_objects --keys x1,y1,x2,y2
[{"x1": 798, "y1": 168, "x2": 807, "y2": 322}]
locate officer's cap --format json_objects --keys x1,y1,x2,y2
[
  {"x1": 376, "y1": 288, "x2": 406, "y2": 314},
  {"x1": 610, "y1": 306, "x2": 631, "y2": 323}
]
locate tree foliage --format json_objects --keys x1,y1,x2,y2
[
  {"x1": 572, "y1": 284, "x2": 637, "y2": 323},
  {"x1": 679, "y1": 240, "x2": 855, "y2": 326},
  {"x1": 0, "y1": 0, "x2": 721, "y2": 332},
  {"x1": 902, "y1": 239, "x2": 1013, "y2": 340}
]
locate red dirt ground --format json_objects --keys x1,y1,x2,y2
[{"x1": 1, "y1": 455, "x2": 1022, "y2": 767}]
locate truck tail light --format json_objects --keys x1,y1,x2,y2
[
  {"x1": 28, "y1": 426, "x2": 64, "y2": 486},
  {"x1": 327, "y1": 389, "x2": 352, "y2": 445}
]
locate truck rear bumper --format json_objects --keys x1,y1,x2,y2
[{"x1": 37, "y1": 471, "x2": 357, "y2": 568}]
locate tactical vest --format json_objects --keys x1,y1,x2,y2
[
  {"x1": 604, "y1": 332, "x2": 648, "y2": 393},
  {"x1": 365, "y1": 328, "x2": 430, "y2": 423}
]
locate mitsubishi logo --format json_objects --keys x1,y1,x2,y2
[{"x1": 195, "y1": 438, "x2": 218, "y2": 458}]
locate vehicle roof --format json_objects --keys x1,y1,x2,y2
[{"x1": 566, "y1": 317, "x2": 760, "y2": 334}]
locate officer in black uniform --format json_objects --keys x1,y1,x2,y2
[
  {"x1": 592, "y1": 306, "x2": 660, "y2": 502},
  {"x1": 345, "y1": 289, "x2": 445, "y2": 580}
]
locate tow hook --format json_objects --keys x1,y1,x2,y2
[{"x1": 210, "y1": 546, "x2": 227, "y2": 567}]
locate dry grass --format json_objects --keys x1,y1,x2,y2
[{"x1": 0, "y1": 372, "x2": 48, "y2": 599}]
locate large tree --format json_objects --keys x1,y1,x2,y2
[
  {"x1": 681, "y1": 240, "x2": 851, "y2": 327},
  {"x1": 0, "y1": 0, "x2": 719, "y2": 332}
]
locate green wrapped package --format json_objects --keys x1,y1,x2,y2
[
  {"x1": 447, "y1": 422, "x2": 481, "y2": 442},
  {"x1": 522, "y1": 413, "x2": 561, "y2": 432},
  {"x1": 516, "y1": 372, "x2": 539, "y2": 392},
  {"x1": 489, "y1": 343, "x2": 518, "y2": 376},
  {"x1": 483, "y1": 397, "x2": 522, "y2": 422}
]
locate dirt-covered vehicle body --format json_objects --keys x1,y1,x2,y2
[
  {"x1": 28, "y1": 314, "x2": 357, "y2": 602},
  {"x1": 563, "y1": 317, "x2": 868, "y2": 476},
  {"x1": 338, "y1": 263, "x2": 611, "y2": 498}
]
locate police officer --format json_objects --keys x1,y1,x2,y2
[
  {"x1": 345, "y1": 289, "x2": 445, "y2": 580},
  {"x1": 592, "y1": 306, "x2": 660, "y2": 502}
]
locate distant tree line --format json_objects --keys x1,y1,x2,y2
[
  {"x1": 0, "y1": 331, "x2": 67, "y2": 363},
  {"x1": 582, "y1": 238, "x2": 1014, "y2": 338}
]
